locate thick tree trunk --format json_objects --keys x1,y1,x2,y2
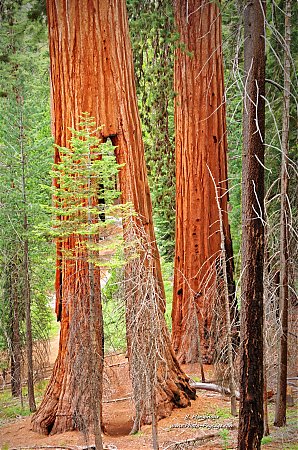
[
  {"x1": 173, "y1": 0, "x2": 236, "y2": 364},
  {"x1": 108, "y1": 0, "x2": 196, "y2": 425},
  {"x1": 237, "y1": 1, "x2": 266, "y2": 449},
  {"x1": 32, "y1": 0, "x2": 106, "y2": 437},
  {"x1": 274, "y1": 0, "x2": 291, "y2": 428},
  {"x1": 32, "y1": 241, "x2": 104, "y2": 436},
  {"x1": 32, "y1": 0, "x2": 195, "y2": 435}
]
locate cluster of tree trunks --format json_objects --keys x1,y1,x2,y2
[
  {"x1": 172, "y1": 0, "x2": 236, "y2": 364},
  {"x1": 32, "y1": 0, "x2": 195, "y2": 435}
]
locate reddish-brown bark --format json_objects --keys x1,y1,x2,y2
[
  {"x1": 32, "y1": 0, "x2": 195, "y2": 435},
  {"x1": 237, "y1": 1, "x2": 266, "y2": 448},
  {"x1": 172, "y1": 0, "x2": 235, "y2": 364}
]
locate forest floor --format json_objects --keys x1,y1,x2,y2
[{"x1": 0, "y1": 334, "x2": 297, "y2": 450}]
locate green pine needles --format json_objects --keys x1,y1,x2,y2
[{"x1": 49, "y1": 113, "x2": 130, "y2": 269}]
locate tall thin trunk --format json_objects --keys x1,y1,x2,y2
[
  {"x1": 10, "y1": 262, "x2": 22, "y2": 399},
  {"x1": 19, "y1": 97, "x2": 36, "y2": 412},
  {"x1": 87, "y1": 142, "x2": 104, "y2": 450},
  {"x1": 237, "y1": 1, "x2": 266, "y2": 449},
  {"x1": 5, "y1": 6, "x2": 22, "y2": 403},
  {"x1": 151, "y1": 389, "x2": 159, "y2": 450},
  {"x1": 274, "y1": 0, "x2": 291, "y2": 428},
  {"x1": 263, "y1": 366, "x2": 269, "y2": 436},
  {"x1": 263, "y1": 238, "x2": 270, "y2": 437},
  {"x1": 173, "y1": 0, "x2": 236, "y2": 364},
  {"x1": 209, "y1": 167, "x2": 237, "y2": 416}
]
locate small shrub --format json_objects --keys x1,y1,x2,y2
[
  {"x1": 219, "y1": 429, "x2": 231, "y2": 449},
  {"x1": 261, "y1": 436, "x2": 273, "y2": 445}
]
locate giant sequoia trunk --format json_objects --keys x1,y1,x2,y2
[
  {"x1": 237, "y1": 1, "x2": 266, "y2": 449},
  {"x1": 172, "y1": 0, "x2": 236, "y2": 364},
  {"x1": 32, "y1": 0, "x2": 195, "y2": 435}
]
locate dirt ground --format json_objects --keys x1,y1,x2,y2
[{"x1": 0, "y1": 336, "x2": 297, "y2": 450}]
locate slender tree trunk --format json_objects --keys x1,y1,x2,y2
[
  {"x1": 263, "y1": 226, "x2": 270, "y2": 437},
  {"x1": 151, "y1": 389, "x2": 159, "y2": 450},
  {"x1": 88, "y1": 257, "x2": 104, "y2": 450},
  {"x1": 237, "y1": 1, "x2": 266, "y2": 449},
  {"x1": 10, "y1": 262, "x2": 22, "y2": 399},
  {"x1": 209, "y1": 168, "x2": 237, "y2": 416},
  {"x1": 263, "y1": 243, "x2": 270, "y2": 436},
  {"x1": 19, "y1": 98, "x2": 36, "y2": 413},
  {"x1": 263, "y1": 367, "x2": 269, "y2": 436},
  {"x1": 274, "y1": 0, "x2": 291, "y2": 428},
  {"x1": 87, "y1": 145, "x2": 104, "y2": 450},
  {"x1": 172, "y1": 0, "x2": 236, "y2": 364},
  {"x1": 32, "y1": 0, "x2": 195, "y2": 436}
]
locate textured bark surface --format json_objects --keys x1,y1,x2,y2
[
  {"x1": 154, "y1": 331, "x2": 196, "y2": 421},
  {"x1": 32, "y1": 0, "x2": 195, "y2": 435},
  {"x1": 237, "y1": 1, "x2": 266, "y2": 449},
  {"x1": 172, "y1": 0, "x2": 235, "y2": 364},
  {"x1": 274, "y1": 0, "x2": 291, "y2": 428},
  {"x1": 32, "y1": 241, "x2": 104, "y2": 436}
]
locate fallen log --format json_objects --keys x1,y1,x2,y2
[
  {"x1": 102, "y1": 395, "x2": 132, "y2": 403},
  {"x1": 106, "y1": 361, "x2": 127, "y2": 368},
  {"x1": 189, "y1": 381, "x2": 240, "y2": 400},
  {"x1": 162, "y1": 432, "x2": 219, "y2": 449}
]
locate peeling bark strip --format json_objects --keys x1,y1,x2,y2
[
  {"x1": 237, "y1": 1, "x2": 266, "y2": 449},
  {"x1": 32, "y1": 0, "x2": 195, "y2": 435},
  {"x1": 172, "y1": 0, "x2": 235, "y2": 364}
]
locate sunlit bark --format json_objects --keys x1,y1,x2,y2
[{"x1": 172, "y1": 0, "x2": 235, "y2": 363}]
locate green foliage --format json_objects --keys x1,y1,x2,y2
[
  {"x1": 261, "y1": 436, "x2": 273, "y2": 445},
  {"x1": 0, "y1": 401, "x2": 31, "y2": 420},
  {"x1": 221, "y1": 0, "x2": 298, "y2": 285},
  {"x1": 219, "y1": 429, "x2": 232, "y2": 450},
  {"x1": 45, "y1": 114, "x2": 132, "y2": 353},
  {"x1": 161, "y1": 258, "x2": 174, "y2": 329},
  {"x1": 0, "y1": 0, "x2": 53, "y2": 355},
  {"x1": 221, "y1": 1, "x2": 244, "y2": 272},
  {"x1": 0, "y1": 379, "x2": 48, "y2": 424},
  {"x1": 214, "y1": 407, "x2": 232, "y2": 419},
  {"x1": 102, "y1": 265, "x2": 126, "y2": 353},
  {"x1": 101, "y1": 256, "x2": 173, "y2": 352},
  {"x1": 49, "y1": 310, "x2": 60, "y2": 339},
  {"x1": 128, "y1": 0, "x2": 176, "y2": 260},
  {"x1": 47, "y1": 113, "x2": 130, "y2": 270}
]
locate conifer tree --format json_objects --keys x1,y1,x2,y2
[{"x1": 0, "y1": 0, "x2": 52, "y2": 405}]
